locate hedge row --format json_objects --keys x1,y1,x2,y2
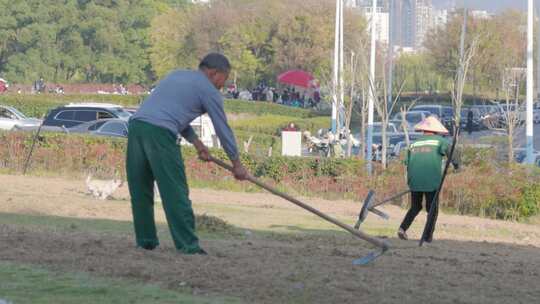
[
  {"x1": 0, "y1": 93, "x2": 316, "y2": 119},
  {"x1": 1, "y1": 131, "x2": 540, "y2": 221}
]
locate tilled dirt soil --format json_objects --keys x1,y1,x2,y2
[{"x1": 1, "y1": 174, "x2": 540, "y2": 303}]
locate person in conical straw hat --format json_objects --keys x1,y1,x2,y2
[{"x1": 397, "y1": 115, "x2": 452, "y2": 242}]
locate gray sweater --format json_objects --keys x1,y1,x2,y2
[{"x1": 132, "y1": 70, "x2": 239, "y2": 160}]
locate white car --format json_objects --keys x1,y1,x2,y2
[{"x1": 0, "y1": 105, "x2": 42, "y2": 130}]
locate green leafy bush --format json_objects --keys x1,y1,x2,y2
[{"x1": 3, "y1": 130, "x2": 540, "y2": 221}]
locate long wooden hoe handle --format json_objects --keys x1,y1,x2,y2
[
  {"x1": 210, "y1": 156, "x2": 389, "y2": 250},
  {"x1": 371, "y1": 190, "x2": 411, "y2": 209}
]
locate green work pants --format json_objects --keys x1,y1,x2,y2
[{"x1": 126, "y1": 119, "x2": 201, "y2": 254}]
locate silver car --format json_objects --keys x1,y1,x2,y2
[
  {"x1": 67, "y1": 119, "x2": 128, "y2": 138},
  {"x1": 0, "y1": 105, "x2": 42, "y2": 130}
]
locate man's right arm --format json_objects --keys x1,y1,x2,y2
[
  {"x1": 203, "y1": 91, "x2": 248, "y2": 180},
  {"x1": 203, "y1": 91, "x2": 240, "y2": 161}
]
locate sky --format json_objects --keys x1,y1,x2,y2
[{"x1": 433, "y1": 0, "x2": 527, "y2": 12}]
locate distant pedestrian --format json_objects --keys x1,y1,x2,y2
[
  {"x1": 466, "y1": 109, "x2": 474, "y2": 135},
  {"x1": 266, "y1": 88, "x2": 274, "y2": 102},
  {"x1": 127, "y1": 53, "x2": 249, "y2": 254},
  {"x1": 398, "y1": 116, "x2": 453, "y2": 243}
]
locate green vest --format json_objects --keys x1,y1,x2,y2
[{"x1": 406, "y1": 135, "x2": 449, "y2": 192}]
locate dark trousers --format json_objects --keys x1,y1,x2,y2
[
  {"x1": 126, "y1": 120, "x2": 201, "y2": 253},
  {"x1": 400, "y1": 191, "x2": 439, "y2": 239}
]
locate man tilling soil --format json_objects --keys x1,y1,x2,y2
[
  {"x1": 126, "y1": 53, "x2": 248, "y2": 254},
  {"x1": 125, "y1": 53, "x2": 388, "y2": 262}
]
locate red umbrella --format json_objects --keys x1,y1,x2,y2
[{"x1": 277, "y1": 70, "x2": 317, "y2": 88}]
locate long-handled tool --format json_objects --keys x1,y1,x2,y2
[
  {"x1": 419, "y1": 127, "x2": 460, "y2": 247},
  {"x1": 22, "y1": 111, "x2": 50, "y2": 175},
  {"x1": 354, "y1": 189, "x2": 411, "y2": 229},
  {"x1": 210, "y1": 156, "x2": 390, "y2": 265}
]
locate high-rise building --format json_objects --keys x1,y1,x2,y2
[
  {"x1": 348, "y1": 0, "x2": 390, "y2": 44},
  {"x1": 415, "y1": 0, "x2": 434, "y2": 48},
  {"x1": 433, "y1": 9, "x2": 449, "y2": 28},
  {"x1": 348, "y1": 0, "x2": 447, "y2": 51},
  {"x1": 364, "y1": 8, "x2": 390, "y2": 44},
  {"x1": 393, "y1": 0, "x2": 416, "y2": 48}
]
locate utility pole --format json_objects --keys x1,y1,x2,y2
[
  {"x1": 347, "y1": 51, "x2": 356, "y2": 157},
  {"x1": 387, "y1": 0, "x2": 394, "y2": 115},
  {"x1": 536, "y1": 2, "x2": 540, "y2": 99},
  {"x1": 454, "y1": 6, "x2": 467, "y2": 128},
  {"x1": 339, "y1": 0, "x2": 345, "y2": 136},
  {"x1": 332, "y1": 0, "x2": 341, "y2": 134},
  {"x1": 526, "y1": 0, "x2": 535, "y2": 164},
  {"x1": 366, "y1": 0, "x2": 377, "y2": 173}
]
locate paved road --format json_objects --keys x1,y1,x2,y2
[
  {"x1": 513, "y1": 123, "x2": 540, "y2": 150},
  {"x1": 461, "y1": 122, "x2": 540, "y2": 149}
]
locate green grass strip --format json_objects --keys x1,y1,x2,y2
[{"x1": 0, "y1": 262, "x2": 240, "y2": 304}]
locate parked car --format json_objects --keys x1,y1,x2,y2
[
  {"x1": 498, "y1": 103, "x2": 526, "y2": 124},
  {"x1": 391, "y1": 110, "x2": 432, "y2": 132},
  {"x1": 411, "y1": 105, "x2": 454, "y2": 131},
  {"x1": 353, "y1": 131, "x2": 423, "y2": 161},
  {"x1": 67, "y1": 119, "x2": 128, "y2": 138},
  {"x1": 459, "y1": 107, "x2": 484, "y2": 131},
  {"x1": 513, "y1": 148, "x2": 540, "y2": 164},
  {"x1": 371, "y1": 122, "x2": 398, "y2": 134},
  {"x1": 43, "y1": 103, "x2": 132, "y2": 128},
  {"x1": 124, "y1": 107, "x2": 138, "y2": 115},
  {"x1": 0, "y1": 105, "x2": 42, "y2": 130},
  {"x1": 534, "y1": 109, "x2": 540, "y2": 124},
  {"x1": 469, "y1": 104, "x2": 505, "y2": 128}
]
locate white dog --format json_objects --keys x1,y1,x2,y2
[{"x1": 86, "y1": 174, "x2": 123, "y2": 200}]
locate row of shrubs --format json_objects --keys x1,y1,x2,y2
[
  {"x1": 1, "y1": 131, "x2": 539, "y2": 221},
  {"x1": 0, "y1": 94, "x2": 316, "y2": 118}
]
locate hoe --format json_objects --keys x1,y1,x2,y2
[
  {"x1": 354, "y1": 189, "x2": 410, "y2": 229},
  {"x1": 210, "y1": 156, "x2": 390, "y2": 265}
]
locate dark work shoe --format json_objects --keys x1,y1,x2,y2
[
  {"x1": 397, "y1": 228, "x2": 408, "y2": 240},
  {"x1": 180, "y1": 248, "x2": 208, "y2": 255},
  {"x1": 425, "y1": 235, "x2": 433, "y2": 243},
  {"x1": 139, "y1": 244, "x2": 157, "y2": 250},
  {"x1": 195, "y1": 248, "x2": 208, "y2": 255}
]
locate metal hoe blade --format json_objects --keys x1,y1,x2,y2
[
  {"x1": 370, "y1": 207, "x2": 389, "y2": 220},
  {"x1": 355, "y1": 189, "x2": 410, "y2": 229},
  {"x1": 354, "y1": 190, "x2": 375, "y2": 229},
  {"x1": 353, "y1": 247, "x2": 388, "y2": 265}
]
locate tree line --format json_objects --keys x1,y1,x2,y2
[
  {"x1": 0, "y1": 0, "x2": 366, "y2": 87},
  {"x1": 0, "y1": 0, "x2": 531, "y2": 96},
  {"x1": 0, "y1": 0, "x2": 188, "y2": 85}
]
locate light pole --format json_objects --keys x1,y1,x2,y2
[
  {"x1": 526, "y1": 0, "x2": 534, "y2": 164},
  {"x1": 387, "y1": 0, "x2": 394, "y2": 117},
  {"x1": 366, "y1": 0, "x2": 377, "y2": 173},
  {"x1": 339, "y1": 0, "x2": 345, "y2": 136},
  {"x1": 332, "y1": 0, "x2": 341, "y2": 134}
]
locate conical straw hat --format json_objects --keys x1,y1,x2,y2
[{"x1": 414, "y1": 116, "x2": 449, "y2": 134}]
